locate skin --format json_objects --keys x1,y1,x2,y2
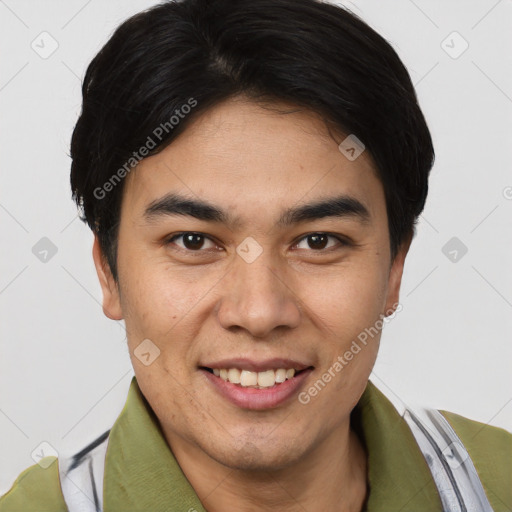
[{"x1": 93, "y1": 95, "x2": 411, "y2": 511}]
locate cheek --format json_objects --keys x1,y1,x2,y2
[
  {"x1": 118, "y1": 252, "x2": 202, "y2": 331},
  {"x1": 302, "y1": 268, "x2": 386, "y2": 415},
  {"x1": 309, "y1": 263, "x2": 388, "y2": 335},
  {"x1": 118, "y1": 256, "x2": 218, "y2": 376}
]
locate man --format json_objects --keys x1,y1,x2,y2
[{"x1": 1, "y1": 0, "x2": 510, "y2": 510}]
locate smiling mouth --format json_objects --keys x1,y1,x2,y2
[{"x1": 200, "y1": 366, "x2": 313, "y2": 389}]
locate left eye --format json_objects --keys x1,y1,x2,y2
[
  {"x1": 294, "y1": 233, "x2": 345, "y2": 251},
  {"x1": 165, "y1": 232, "x2": 345, "y2": 252}
]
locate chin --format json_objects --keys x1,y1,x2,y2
[{"x1": 207, "y1": 437, "x2": 304, "y2": 473}]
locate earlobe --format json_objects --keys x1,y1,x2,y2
[
  {"x1": 92, "y1": 235, "x2": 123, "y2": 320},
  {"x1": 384, "y1": 234, "x2": 413, "y2": 315}
]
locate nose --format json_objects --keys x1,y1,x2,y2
[{"x1": 216, "y1": 248, "x2": 301, "y2": 339}]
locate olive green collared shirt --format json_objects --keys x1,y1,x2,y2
[{"x1": 1, "y1": 377, "x2": 511, "y2": 511}]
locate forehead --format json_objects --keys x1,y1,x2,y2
[{"x1": 121, "y1": 97, "x2": 384, "y2": 224}]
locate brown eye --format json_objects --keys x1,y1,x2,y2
[
  {"x1": 182, "y1": 233, "x2": 205, "y2": 250},
  {"x1": 294, "y1": 233, "x2": 347, "y2": 251},
  {"x1": 166, "y1": 232, "x2": 217, "y2": 251},
  {"x1": 307, "y1": 233, "x2": 328, "y2": 250}
]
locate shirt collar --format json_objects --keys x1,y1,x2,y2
[{"x1": 104, "y1": 377, "x2": 442, "y2": 511}]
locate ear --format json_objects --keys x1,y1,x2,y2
[
  {"x1": 383, "y1": 232, "x2": 413, "y2": 315},
  {"x1": 92, "y1": 234, "x2": 123, "y2": 320}
]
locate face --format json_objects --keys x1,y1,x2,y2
[{"x1": 93, "y1": 95, "x2": 408, "y2": 471}]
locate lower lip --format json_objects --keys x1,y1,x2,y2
[{"x1": 201, "y1": 368, "x2": 313, "y2": 410}]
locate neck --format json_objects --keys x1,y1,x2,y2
[{"x1": 166, "y1": 421, "x2": 368, "y2": 512}]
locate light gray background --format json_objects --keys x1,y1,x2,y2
[{"x1": 1, "y1": 0, "x2": 511, "y2": 494}]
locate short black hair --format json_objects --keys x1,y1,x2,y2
[{"x1": 70, "y1": 0, "x2": 434, "y2": 283}]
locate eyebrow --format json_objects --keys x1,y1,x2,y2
[{"x1": 142, "y1": 192, "x2": 371, "y2": 229}]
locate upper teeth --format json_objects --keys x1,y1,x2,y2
[{"x1": 212, "y1": 368, "x2": 296, "y2": 388}]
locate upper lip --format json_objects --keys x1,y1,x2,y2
[{"x1": 200, "y1": 358, "x2": 313, "y2": 372}]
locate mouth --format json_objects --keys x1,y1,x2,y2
[
  {"x1": 198, "y1": 362, "x2": 314, "y2": 410},
  {"x1": 199, "y1": 366, "x2": 313, "y2": 389}
]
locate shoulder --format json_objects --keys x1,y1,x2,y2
[
  {"x1": 0, "y1": 456, "x2": 67, "y2": 512},
  {"x1": 441, "y1": 410, "x2": 512, "y2": 509}
]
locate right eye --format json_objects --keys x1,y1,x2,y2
[{"x1": 164, "y1": 232, "x2": 220, "y2": 252}]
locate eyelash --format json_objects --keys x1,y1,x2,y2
[{"x1": 164, "y1": 232, "x2": 350, "y2": 255}]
